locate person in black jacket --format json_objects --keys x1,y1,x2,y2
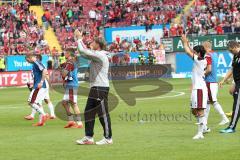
[{"x1": 219, "y1": 41, "x2": 240, "y2": 133}]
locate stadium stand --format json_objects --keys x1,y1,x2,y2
[
  {"x1": 41, "y1": 0, "x2": 189, "y2": 51},
  {"x1": 175, "y1": 0, "x2": 240, "y2": 36},
  {"x1": 1, "y1": 0, "x2": 239, "y2": 55},
  {"x1": 0, "y1": 1, "x2": 50, "y2": 55}
]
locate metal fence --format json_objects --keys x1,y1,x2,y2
[{"x1": 41, "y1": 0, "x2": 56, "y2": 7}]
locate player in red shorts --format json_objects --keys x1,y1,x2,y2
[
  {"x1": 61, "y1": 48, "x2": 83, "y2": 129},
  {"x1": 181, "y1": 34, "x2": 208, "y2": 140}
]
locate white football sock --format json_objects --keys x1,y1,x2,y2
[
  {"x1": 76, "y1": 114, "x2": 82, "y2": 125},
  {"x1": 31, "y1": 103, "x2": 46, "y2": 123},
  {"x1": 213, "y1": 102, "x2": 227, "y2": 119},
  {"x1": 39, "y1": 106, "x2": 46, "y2": 123},
  {"x1": 204, "y1": 104, "x2": 210, "y2": 129},
  {"x1": 31, "y1": 103, "x2": 45, "y2": 115},
  {"x1": 48, "y1": 102, "x2": 55, "y2": 117},
  {"x1": 30, "y1": 108, "x2": 37, "y2": 118},
  {"x1": 205, "y1": 103, "x2": 210, "y2": 122},
  {"x1": 198, "y1": 116, "x2": 205, "y2": 135},
  {"x1": 39, "y1": 106, "x2": 46, "y2": 115}
]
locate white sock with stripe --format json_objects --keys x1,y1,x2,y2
[
  {"x1": 31, "y1": 103, "x2": 45, "y2": 115},
  {"x1": 38, "y1": 106, "x2": 46, "y2": 116},
  {"x1": 31, "y1": 103, "x2": 46, "y2": 123}
]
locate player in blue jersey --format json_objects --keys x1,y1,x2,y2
[
  {"x1": 203, "y1": 41, "x2": 229, "y2": 132},
  {"x1": 61, "y1": 48, "x2": 83, "y2": 128},
  {"x1": 25, "y1": 55, "x2": 56, "y2": 121},
  {"x1": 25, "y1": 54, "x2": 48, "y2": 126}
]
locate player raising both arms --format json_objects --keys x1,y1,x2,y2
[
  {"x1": 181, "y1": 34, "x2": 208, "y2": 140},
  {"x1": 25, "y1": 55, "x2": 56, "y2": 120},
  {"x1": 61, "y1": 48, "x2": 83, "y2": 129},
  {"x1": 202, "y1": 41, "x2": 229, "y2": 132},
  {"x1": 25, "y1": 54, "x2": 48, "y2": 126}
]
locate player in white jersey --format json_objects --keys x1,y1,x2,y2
[{"x1": 181, "y1": 34, "x2": 208, "y2": 140}]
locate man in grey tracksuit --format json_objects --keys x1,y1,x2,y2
[{"x1": 74, "y1": 30, "x2": 113, "y2": 145}]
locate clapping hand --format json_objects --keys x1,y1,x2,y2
[{"x1": 74, "y1": 29, "x2": 83, "y2": 40}]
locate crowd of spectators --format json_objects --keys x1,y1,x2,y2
[
  {"x1": 164, "y1": 0, "x2": 240, "y2": 37},
  {"x1": 0, "y1": 1, "x2": 50, "y2": 55},
  {"x1": 108, "y1": 37, "x2": 164, "y2": 53},
  {"x1": 1, "y1": 0, "x2": 240, "y2": 56},
  {"x1": 42, "y1": 0, "x2": 101, "y2": 50},
  {"x1": 41, "y1": 0, "x2": 187, "y2": 51},
  {"x1": 92, "y1": 0, "x2": 187, "y2": 28}
]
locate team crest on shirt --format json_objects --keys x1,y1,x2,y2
[{"x1": 234, "y1": 56, "x2": 240, "y2": 63}]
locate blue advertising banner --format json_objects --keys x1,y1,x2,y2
[
  {"x1": 129, "y1": 51, "x2": 149, "y2": 63},
  {"x1": 6, "y1": 55, "x2": 49, "y2": 71},
  {"x1": 79, "y1": 51, "x2": 150, "y2": 67},
  {"x1": 104, "y1": 24, "x2": 170, "y2": 44},
  {"x1": 175, "y1": 51, "x2": 233, "y2": 78}
]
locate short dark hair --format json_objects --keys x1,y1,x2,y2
[
  {"x1": 65, "y1": 47, "x2": 76, "y2": 56},
  {"x1": 25, "y1": 53, "x2": 35, "y2": 59},
  {"x1": 94, "y1": 37, "x2": 106, "y2": 50},
  {"x1": 193, "y1": 45, "x2": 206, "y2": 58},
  {"x1": 228, "y1": 41, "x2": 240, "y2": 50},
  {"x1": 36, "y1": 54, "x2": 42, "y2": 61}
]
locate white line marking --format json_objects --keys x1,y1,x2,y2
[{"x1": 0, "y1": 91, "x2": 185, "y2": 109}]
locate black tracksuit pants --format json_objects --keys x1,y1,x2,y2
[
  {"x1": 84, "y1": 87, "x2": 112, "y2": 139},
  {"x1": 229, "y1": 87, "x2": 240, "y2": 130}
]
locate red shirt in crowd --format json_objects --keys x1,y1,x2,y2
[
  {"x1": 216, "y1": 25, "x2": 224, "y2": 34},
  {"x1": 163, "y1": 27, "x2": 169, "y2": 37},
  {"x1": 170, "y1": 26, "x2": 177, "y2": 37},
  {"x1": 44, "y1": 11, "x2": 51, "y2": 21},
  {"x1": 112, "y1": 55, "x2": 120, "y2": 64},
  {"x1": 124, "y1": 53, "x2": 130, "y2": 64}
]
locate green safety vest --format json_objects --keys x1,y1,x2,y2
[
  {"x1": 59, "y1": 56, "x2": 66, "y2": 64},
  {"x1": 0, "y1": 58, "x2": 5, "y2": 69}
]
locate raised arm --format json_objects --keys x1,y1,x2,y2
[
  {"x1": 181, "y1": 34, "x2": 194, "y2": 59},
  {"x1": 74, "y1": 29, "x2": 102, "y2": 62}
]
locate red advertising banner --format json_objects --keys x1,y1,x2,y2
[
  {"x1": 0, "y1": 71, "x2": 31, "y2": 87},
  {"x1": 0, "y1": 70, "x2": 62, "y2": 87}
]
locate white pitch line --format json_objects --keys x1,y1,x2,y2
[
  {"x1": 135, "y1": 91, "x2": 185, "y2": 101},
  {"x1": 0, "y1": 90, "x2": 185, "y2": 109}
]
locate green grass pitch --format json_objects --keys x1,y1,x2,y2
[{"x1": 0, "y1": 78, "x2": 239, "y2": 160}]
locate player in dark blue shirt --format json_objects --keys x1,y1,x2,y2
[
  {"x1": 24, "y1": 55, "x2": 56, "y2": 121},
  {"x1": 25, "y1": 54, "x2": 48, "y2": 126}
]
